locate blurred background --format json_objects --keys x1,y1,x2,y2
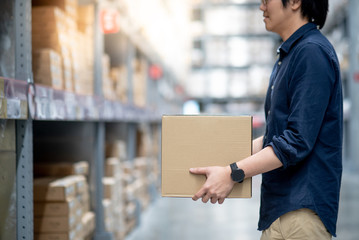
[{"x1": 0, "y1": 0, "x2": 358, "y2": 239}]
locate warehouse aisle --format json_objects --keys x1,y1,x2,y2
[
  {"x1": 126, "y1": 170, "x2": 359, "y2": 240},
  {"x1": 126, "y1": 176, "x2": 262, "y2": 240}
]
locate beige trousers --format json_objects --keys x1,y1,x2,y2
[{"x1": 261, "y1": 208, "x2": 332, "y2": 240}]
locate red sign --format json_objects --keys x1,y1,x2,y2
[
  {"x1": 149, "y1": 65, "x2": 163, "y2": 80},
  {"x1": 100, "y1": 9, "x2": 120, "y2": 34},
  {"x1": 355, "y1": 73, "x2": 359, "y2": 83}
]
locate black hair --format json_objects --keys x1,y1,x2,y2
[{"x1": 282, "y1": 0, "x2": 329, "y2": 29}]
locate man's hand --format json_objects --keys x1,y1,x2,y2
[{"x1": 189, "y1": 166, "x2": 235, "y2": 204}]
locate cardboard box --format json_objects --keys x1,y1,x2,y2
[
  {"x1": 32, "y1": 0, "x2": 78, "y2": 19},
  {"x1": 105, "y1": 140, "x2": 127, "y2": 160},
  {"x1": 34, "y1": 197, "x2": 78, "y2": 217},
  {"x1": 161, "y1": 115, "x2": 252, "y2": 198},
  {"x1": 82, "y1": 212, "x2": 95, "y2": 238},
  {"x1": 33, "y1": 177, "x2": 76, "y2": 201},
  {"x1": 77, "y1": 5, "x2": 94, "y2": 25},
  {"x1": 34, "y1": 161, "x2": 89, "y2": 177},
  {"x1": 103, "y1": 177, "x2": 116, "y2": 200},
  {"x1": 64, "y1": 175, "x2": 87, "y2": 195},
  {"x1": 32, "y1": 49, "x2": 63, "y2": 90},
  {"x1": 34, "y1": 215, "x2": 77, "y2": 233},
  {"x1": 34, "y1": 232, "x2": 76, "y2": 240}
]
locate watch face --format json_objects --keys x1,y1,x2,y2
[{"x1": 231, "y1": 169, "x2": 245, "y2": 183}]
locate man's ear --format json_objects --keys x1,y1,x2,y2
[{"x1": 290, "y1": 0, "x2": 302, "y2": 11}]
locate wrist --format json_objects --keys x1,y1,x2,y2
[
  {"x1": 226, "y1": 165, "x2": 236, "y2": 183},
  {"x1": 229, "y1": 162, "x2": 245, "y2": 183}
]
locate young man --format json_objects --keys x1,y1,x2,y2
[{"x1": 190, "y1": 0, "x2": 343, "y2": 239}]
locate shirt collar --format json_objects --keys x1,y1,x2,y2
[{"x1": 278, "y1": 23, "x2": 317, "y2": 57}]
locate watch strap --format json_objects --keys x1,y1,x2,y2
[{"x1": 230, "y1": 162, "x2": 238, "y2": 171}]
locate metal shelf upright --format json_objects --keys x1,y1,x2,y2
[{"x1": 14, "y1": 0, "x2": 33, "y2": 239}]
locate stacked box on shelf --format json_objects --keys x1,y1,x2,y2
[
  {"x1": 102, "y1": 54, "x2": 117, "y2": 100},
  {"x1": 105, "y1": 140, "x2": 127, "y2": 161},
  {"x1": 33, "y1": 161, "x2": 95, "y2": 240},
  {"x1": 32, "y1": 0, "x2": 78, "y2": 19},
  {"x1": 133, "y1": 157, "x2": 151, "y2": 210},
  {"x1": 74, "y1": 4, "x2": 95, "y2": 96},
  {"x1": 133, "y1": 58, "x2": 147, "y2": 107},
  {"x1": 110, "y1": 66, "x2": 128, "y2": 103},
  {"x1": 32, "y1": 1, "x2": 95, "y2": 96},
  {"x1": 105, "y1": 140, "x2": 139, "y2": 238},
  {"x1": 34, "y1": 161, "x2": 89, "y2": 177},
  {"x1": 32, "y1": 6, "x2": 73, "y2": 91},
  {"x1": 32, "y1": 49, "x2": 63, "y2": 90},
  {"x1": 136, "y1": 125, "x2": 161, "y2": 192},
  {"x1": 121, "y1": 161, "x2": 139, "y2": 236},
  {"x1": 136, "y1": 125, "x2": 154, "y2": 157},
  {"x1": 103, "y1": 158, "x2": 126, "y2": 240}
]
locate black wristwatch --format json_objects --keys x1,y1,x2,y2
[{"x1": 230, "y1": 162, "x2": 245, "y2": 183}]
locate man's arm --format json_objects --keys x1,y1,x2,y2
[
  {"x1": 253, "y1": 136, "x2": 264, "y2": 155},
  {"x1": 190, "y1": 139, "x2": 283, "y2": 204}
]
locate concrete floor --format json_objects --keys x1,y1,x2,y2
[{"x1": 126, "y1": 170, "x2": 359, "y2": 240}]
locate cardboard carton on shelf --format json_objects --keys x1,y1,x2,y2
[
  {"x1": 33, "y1": 0, "x2": 78, "y2": 19},
  {"x1": 32, "y1": 49, "x2": 63, "y2": 90},
  {"x1": 105, "y1": 140, "x2": 127, "y2": 160},
  {"x1": 67, "y1": 175, "x2": 88, "y2": 196},
  {"x1": 102, "y1": 177, "x2": 117, "y2": 201},
  {"x1": 105, "y1": 157, "x2": 122, "y2": 178},
  {"x1": 32, "y1": 6, "x2": 66, "y2": 24},
  {"x1": 34, "y1": 232, "x2": 77, "y2": 240},
  {"x1": 161, "y1": 115, "x2": 252, "y2": 198},
  {"x1": 34, "y1": 197, "x2": 79, "y2": 217},
  {"x1": 33, "y1": 177, "x2": 77, "y2": 202},
  {"x1": 34, "y1": 214, "x2": 78, "y2": 233},
  {"x1": 82, "y1": 211, "x2": 95, "y2": 239},
  {"x1": 110, "y1": 66, "x2": 128, "y2": 103},
  {"x1": 34, "y1": 161, "x2": 89, "y2": 177},
  {"x1": 77, "y1": 4, "x2": 94, "y2": 25}
]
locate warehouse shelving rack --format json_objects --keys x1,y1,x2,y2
[
  {"x1": 0, "y1": 0, "x2": 182, "y2": 239},
  {"x1": 190, "y1": 1, "x2": 277, "y2": 114}
]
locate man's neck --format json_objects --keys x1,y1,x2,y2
[{"x1": 280, "y1": 18, "x2": 309, "y2": 42}]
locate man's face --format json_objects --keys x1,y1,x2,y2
[{"x1": 260, "y1": 0, "x2": 294, "y2": 36}]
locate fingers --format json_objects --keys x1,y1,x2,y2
[
  {"x1": 190, "y1": 166, "x2": 231, "y2": 204},
  {"x1": 193, "y1": 187, "x2": 223, "y2": 204},
  {"x1": 189, "y1": 167, "x2": 207, "y2": 175},
  {"x1": 210, "y1": 196, "x2": 218, "y2": 204}
]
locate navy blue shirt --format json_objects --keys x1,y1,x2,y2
[{"x1": 259, "y1": 23, "x2": 343, "y2": 237}]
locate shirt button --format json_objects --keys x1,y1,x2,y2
[
  {"x1": 268, "y1": 110, "x2": 271, "y2": 115},
  {"x1": 278, "y1": 61, "x2": 282, "y2": 66},
  {"x1": 271, "y1": 85, "x2": 274, "y2": 90}
]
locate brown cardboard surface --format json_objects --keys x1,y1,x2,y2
[
  {"x1": 34, "y1": 161, "x2": 89, "y2": 177},
  {"x1": 34, "y1": 215, "x2": 76, "y2": 233},
  {"x1": 33, "y1": 177, "x2": 76, "y2": 202},
  {"x1": 161, "y1": 115, "x2": 252, "y2": 198},
  {"x1": 34, "y1": 198, "x2": 78, "y2": 217},
  {"x1": 34, "y1": 232, "x2": 76, "y2": 240}
]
